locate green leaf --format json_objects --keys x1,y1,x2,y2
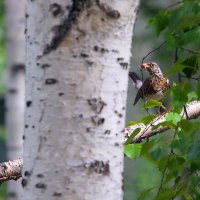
[
  {"x1": 127, "y1": 121, "x2": 140, "y2": 126},
  {"x1": 166, "y1": 112, "x2": 182, "y2": 125},
  {"x1": 138, "y1": 187, "x2": 157, "y2": 200},
  {"x1": 167, "y1": 63, "x2": 186, "y2": 75},
  {"x1": 187, "y1": 91, "x2": 197, "y2": 101},
  {"x1": 170, "y1": 82, "x2": 191, "y2": 112},
  {"x1": 149, "y1": 10, "x2": 169, "y2": 35},
  {"x1": 140, "y1": 114, "x2": 157, "y2": 125},
  {"x1": 141, "y1": 140, "x2": 155, "y2": 155},
  {"x1": 125, "y1": 128, "x2": 141, "y2": 145},
  {"x1": 141, "y1": 100, "x2": 163, "y2": 109},
  {"x1": 196, "y1": 81, "x2": 200, "y2": 99},
  {"x1": 165, "y1": 33, "x2": 179, "y2": 48},
  {"x1": 152, "y1": 121, "x2": 177, "y2": 130},
  {"x1": 157, "y1": 156, "x2": 169, "y2": 172},
  {"x1": 188, "y1": 140, "x2": 200, "y2": 161},
  {"x1": 182, "y1": 55, "x2": 199, "y2": 78},
  {"x1": 124, "y1": 144, "x2": 142, "y2": 160},
  {"x1": 155, "y1": 188, "x2": 175, "y2": 200}
]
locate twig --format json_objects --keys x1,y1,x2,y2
[
  {"x1": 180, "y1": 47, "x2": 200, "y2": 55},
  {"x1": 180, "y1": 75, "x2": 200, "y2": 81},
  {"x1": 141, "y1": 41, "x2": 166, "y2": 64},
  {"x1": 165, "y1": 1, "x2": 183, "y2": 10},
  {"x1": 157, "y1": 147, "x2": 174, "y2": 196}
]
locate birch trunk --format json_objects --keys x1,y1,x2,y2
[
  {"x1": 23, "y1": 0, "x2": 139, "y2": 199},
  {"x1": 5, "y1": 0, "x2": 25, "y2": 199}
]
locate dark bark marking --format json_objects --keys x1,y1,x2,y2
[
  {"x1": 112, "y1": 49, "x2": 119, "y2": 53},
  {"x1": 58, "y1": 92, "x2": 64, "y2": 96},
  {"x1": 41, "y1": 63, "x2": 51, "y2": 69},
  {"x1": 21, "y1": 178, "x2": 27, "y2": 187},
  {"x1": 114, "y1": 110, "x2": 123, "y2": 118},
  {"x1": 7, "y1": 192, "x2": 17, "y2": 198},
  {"x1": 86, "y1": 127, "x2": 94, "y2": 132},
  {"x1": 53, "y1": 192, "x2": 62, "y2": 197},
  {"x1": 91, "y1": 116, "x2": 105, "y2": 126},
  {"x1": 50, "y1": 3, "x2": 63, "y2": 17},
  {"x1": 79, "y1": 114, "x2": 83, "y2": 118},
  {"x1": 117, "y1": 57, "x2": 124, "y2": 62},
  {"x1": 8, "y1": 88, "x2": 17, "y2": 94},
  {"x1": 11, "y1": 64, "x2": 25, "y2": 74},
  {"x1": 43, "y1": 0, "x2": 90, "y2": 55},
  {"x1": 24, "y1": 171, "x2": 31, "y2": 177},
  {"x1": 26, "y1": 101, "x2": 32, "y2": 107},
  {"x1": 119, "y1": 62, "x2": 128, "y2": 69},
  {"x1": 45, "y1": 78, "x2": 58, "y2": 85},
  {"x1": 22, "y1": 135, "x2": 25, "y2": 140},
  {"x1": 104, "y1": 130, "x2": 111, "y2": 135},
  {"x1": 37, "y1": 174, "x2": 44, "y2": 178},
  {"x1": 96, "y1": 0, "x2": 120, "y2": 19},
  {"x1": 35, "y1": 182, "x2": 47, "y2": 189},
  {"x1": 86, "y1": 60, "x2": 94, "y2": 66},
  {"x1": 118, "y1": 113, "x2": 123, "y2": 118},
  {"x1": 25, "y1": 125, "x2": 29, "y2": 128},
  {"x1": 93, "y1": 45, "x2": 109, "y2": 53},
  {"x1": 88, "y1": 160, "x2": 110, "y2": 175},
  {"x1": 87, "y1": 98, "x2": 106, "y2": 113},
  {"x1": 80, "y1": 51, "x2": 89, "y2": 57}
]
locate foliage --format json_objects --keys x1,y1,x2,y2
[
  {"x1": 125, "y1": 1, "x2": 200, "y2": 199},
  {"x1": 0, "y1": 183, "x2": 7, "y2": 200}
]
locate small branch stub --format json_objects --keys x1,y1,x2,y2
[{"x1": 0, "y1": 158, "x2": 22, "y2": 184}]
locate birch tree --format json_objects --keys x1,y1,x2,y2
[
  {"x1": 23, "y1": 0, "x2": 140, "y2": 199},
  {"x1": 5, "y1": 0, "x2": 25, "y2": 199}
]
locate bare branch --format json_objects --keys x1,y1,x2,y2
[
  {"x1": 0, "y1": 158, "x2": 22, "y2": 184},
  {"x1": 124, "y1": 100, "x2": 200, "y2": 143}
]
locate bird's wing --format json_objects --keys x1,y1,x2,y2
[{"x1": 133, "y1": 78, "x2": 157, "y2": 105}]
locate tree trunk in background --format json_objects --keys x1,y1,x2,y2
[
  {"x1": 5, "y1": 0, "x2": 25, "y2": 199},
  {"x1": 23, "y1": 0, "x2": 139, "y2": 199}
]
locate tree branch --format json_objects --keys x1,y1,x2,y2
[
  {"x1": 0, "y1": 158, "x2": 22, "y2": 184},
  {"x1": 124, "y1": 100, "x2": 200, "y2": 143}
]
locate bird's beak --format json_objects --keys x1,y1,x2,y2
[{"x1": 140, "y1": 63, "x2": 150, "y2": 71}]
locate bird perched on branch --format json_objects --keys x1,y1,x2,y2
[{"x1": 129, "y1": 62, "x2": 170, "y2": 105}]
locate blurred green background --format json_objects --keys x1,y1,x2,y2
[{"x1": 0, "y1": 0, "x2": 6, "y2": 199}]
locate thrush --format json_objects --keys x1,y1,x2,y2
[{"x1": 129, "y1": 62, "x2": 170, "y2": 105}]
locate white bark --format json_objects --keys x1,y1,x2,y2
[
  {"x1": 5, "y1": 0, "x2": 25, "y2": 199},
  {"x1": 23, "y1": 0, "x2": 139, "y2": 199}
]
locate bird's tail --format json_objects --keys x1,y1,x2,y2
[{"x1": 129, "y1": 72, "x2": 142, "y2": 90}]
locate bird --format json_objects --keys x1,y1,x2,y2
[{"x1": 129, "y1": 62, "x2": 170, "y2": 105}]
